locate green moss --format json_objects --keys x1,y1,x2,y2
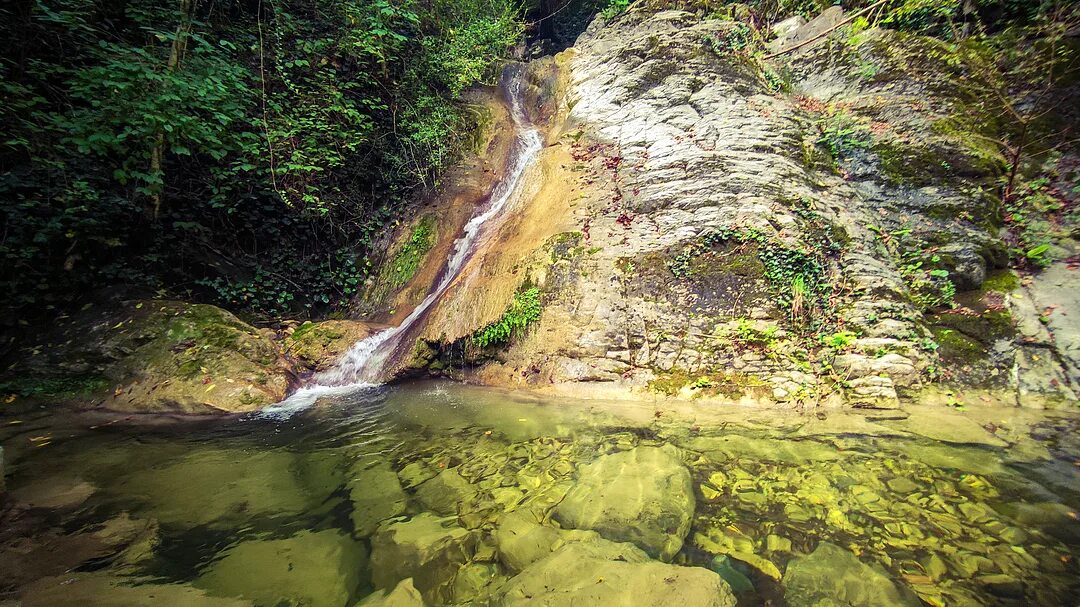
[
  {"x1": 930, "y1": 326, "x2": 986, "y2": 364},
  {"x1": 472, "y1": 287, "x2": 542, "y2": 348},
  {"x1": 389, "y1": 216, "x2": 437, "y2": 289},
  {"x1": 929, "y1": 308, "x2": 1015, "y2": 345},
  {"x1": 648, "y1": 368, "x2": 767, "y2": 399},
  {"x1": 979, "y1": 270, "x2": 1020, "y2": 294}
]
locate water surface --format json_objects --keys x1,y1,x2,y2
[{"x1": 1, "y1": 382, "x2": 1077, "y2": 606}]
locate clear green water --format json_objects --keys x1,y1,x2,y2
[{"x1": 1, "y1": 381, "x2": 1078, "y2": 606}]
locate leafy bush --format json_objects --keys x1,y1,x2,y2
[{"x1": 0, "y1": 0, "x2": 524, "y2": 319}]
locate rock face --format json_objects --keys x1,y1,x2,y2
[
  {"x1": 495, "y1": 537, "x2": 736, "y2": 607},
  {"x1": 495, "y1": 510, "x2": 600, "y2": 572},
  {"x1": 782, "y1": 542, "x2": 921, "y2": 607},
  {"x1": 369, "y1": 513, "x2": 479, "y2": 604},
  {"x1": 408, "y1": 7, "x2": 1077, "y2": 409},
  {"x1": 285, "y1": 319, "x2": 379, "y2": 373},
  {"x1": 553, "y1": 446, "x2": 694, "y2": 561},
  {"x1": 195, "y1": 530, "x2": 367, "y2": 607}
]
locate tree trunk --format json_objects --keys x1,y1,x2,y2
[{"x1": 149, "y1": 0, "x2": 195, "y2": 220}]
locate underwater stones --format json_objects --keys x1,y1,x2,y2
[
  {"x1": 21, "y1": 574, "x2": 253, "y2": 607},
  {"x1": 349, "y1": 463, "x2": 408, "y2": 537},
  {"x1": 765, "y1": 534, "x2": 792, "y2": 553},
  {"x1": 355, "y1": 579, "x2": 425, "y2": 607},
  {"x1": 495, "y1": 538, "x2": 737, "y2": 607},
  {"x1": 397, "y1": 460, "x2": 438, "y2": 489},
  {"x1": 415, "y1": 468, "x2": 477, "y2": 515},
  {"x1": 115, "y1": 448, "x2": 327, "y2": 528},
  {"x1": 11, "y1": 476, "x2": 96, "y2": 510},
  {"x1": 553, "y1": 446, "x2": 694, "y2": 561},
  {"x1": 195, "y1": 529, "x2": 366, "y2": 607},
  {"x1": 886, "y1": 477, "x2": 918, "y2": 494},
  {"x1": 369, "y1": 513, "x2": 478, "y2": 603},
  {"x1": 494, "y1": 510, "x2": 600, "y2": 572},
  {"x1": 783, "y1": 542, "x2": 920, "y2": 607}
]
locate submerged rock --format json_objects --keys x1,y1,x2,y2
[
  {"x1": 553, "y1": 446, "x2": 694, "y2": 561},
  {"x1": 369, "y1": 513, "x2": 478, "y2": 604},
  {"x1": 21, "y1": 574, "x2": 252, "y2": 607},
  {"x1": 195, "y1": 529, "x2": 367, "y2": 607},
  {"x1": 355, "y1": 579, "x2": 425, "y2": 607},
  {"x1": 495, "y1": 537, "x2": 736, "y2": 606},
  {"x1": 782, "y1": 542, "x2": 920, "y2": 607},
  {"x1": 349, "y1": 462, "x2": 408, "y2": 537},
  {"x1": 115, "y1": 447, "x2": 335, "y2": 528},
  {"x1": 415, "y1": 468, "x2": 476, "y2": 515},
  {"x1": 494, "y1": 510, "x2": 600, "y2": 572},
  {"x1": 11, "y1": 475, "x2": 96, "y2": 510}
]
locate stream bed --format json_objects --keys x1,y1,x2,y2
[{"x1": 1, "y1": 382, "x2": 1078, "y2": 606}]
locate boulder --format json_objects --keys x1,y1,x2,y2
[
  {"x1": 553, "y1": 446, "x2": 694, "y2": 560},
  {"x1": 370, "y1": 513, "x2": 478, "y2": 604},
  {"x1": 100, "y1": 301, "x2": 290, "y2": 413},
  {"x1": 195, "y1": 530, "x2": 367, "y2": 607},
  {"x1": 350, "y1": 462, "x2": 408, "y2": 536},
  {"x1": 21, "y1": 574, "x2": 252, "y2": 607},
  {"x1": 415, "y1": 468, "x2": 476, "y2": 515},
  {"x1": 355, "y1": 579, "x2": 425, "y2": 607},
  {"x1": 495, "y1": 537, "x2": 736, "y2": 607},
  {"x1": 782, "y1": 542, "x2": 920, "y2": 607}
]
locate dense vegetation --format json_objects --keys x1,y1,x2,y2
[{"x1": 1, "y1": 0, "x2": 524, "y2": 319}]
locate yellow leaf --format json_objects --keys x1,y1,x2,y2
[
  {"x1": 4, "y1": 394, "x2": 16, "y2": 404},
  {"x1": 205, "y1": 384, "x2": 216, "y2": 393},
  {"x1": 135, "y1": 302, "x2": 144, "y2": 309}
]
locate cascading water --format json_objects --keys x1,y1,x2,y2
[{"x1": 259, "y1": 65, "x2": 542, "y2": 418}]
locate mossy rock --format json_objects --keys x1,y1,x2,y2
[
  {"x1": 99, "y1": 301, "x2": 291, "y2": 414},
  {"x1": 929, "y1": 309, "x2": 1015, "y2": 345},
  {"x1": 287, "y1": 319, "x2": 376, "y2": 372},
  {"x1": 930, "y1": 326, "x2": 986, "y2": 365}
]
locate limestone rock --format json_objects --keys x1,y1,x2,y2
[
  {"x1": 495, "y1": 538, "x2": 736, "y2": 607},
  {"x1": 355, "y1": 579, "x2": 425, "y2": 607},
  {"x1": 349, "y1": 463, "x2": 408, "y2": 537},
  {"x1": 195, "y1": 530, "x2": 367, "y2": 607},
  {"x1": 21, "y1": 574, "x2": 253, "y2": 607},
  {"x1": 782, "y1": 542, "x2": 920, "y2": 607},
  {"x1": 553, "y1": 446, "x2": 694, "y2": 561},
  {"x1": 370, "y1": 513, "x2": 478, "y2": 604}
]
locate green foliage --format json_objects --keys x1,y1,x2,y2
[
  {"x1": 472, "y1": 287, "x2": 543, "y2": 348},
  {"x1": 1004, "y1": 177, "x2": 1072, "y2": 269},
  {"x1": 817, "y1": 112, "x2": 872, "y2": 162},
  {"x1": 821, "y1": 331, "x2": 858, "y2": 349},
  {"x1": 602, "y1": 0, "x2": 631, "y2": 19},
  {"x1": 0, "y1": 0, "x2": 524, "y2": 319}
]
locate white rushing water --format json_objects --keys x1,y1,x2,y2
[{"x1": 260, "y1": 66, "x2": 542, "y2": 418}]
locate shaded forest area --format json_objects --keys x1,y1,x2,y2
[{"x1": 0, "y1": 0, "x2": 1074, "y2": 329}]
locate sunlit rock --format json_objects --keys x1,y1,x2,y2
[{"x1": 355, "y1": 578, "x2": 424, "y2": 607}]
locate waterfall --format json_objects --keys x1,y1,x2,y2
[{"x1": 259, "y1": 65, "x2": 542, "y2": 418}]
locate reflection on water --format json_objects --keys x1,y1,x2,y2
[{"x1": 1, "y1": 382, "x2": 1077, "y2": 606}]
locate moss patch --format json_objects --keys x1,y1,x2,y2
[
  {"x1": 648, "y1": 368, "x2": 768, "y2": 399},
  {"x1": 980, "y1": 270, "x2": 1020, "y2": 294},
  {"x1": 389, "y1": 216, "x2": 437, "y2": 289}
]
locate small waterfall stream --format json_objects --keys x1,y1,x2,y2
[{"x1": 261, "y1": 66, "x2": 542, "y2": 417}]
